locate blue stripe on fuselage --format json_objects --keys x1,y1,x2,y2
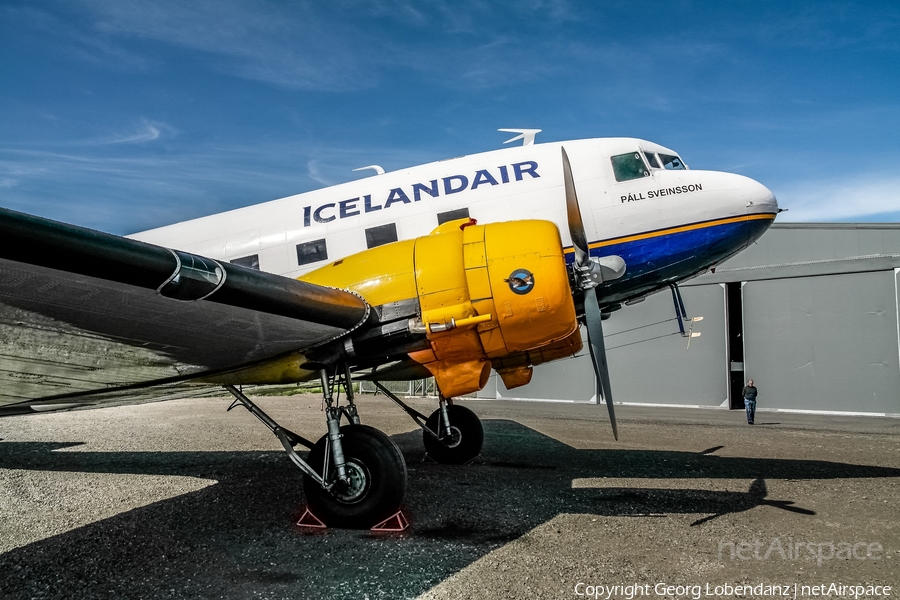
[{"x1": 567, "y1": 215, "x2": 774, "y2": 304}]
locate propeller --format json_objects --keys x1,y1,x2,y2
[{"x1": 562, "y1": 147, "x2": 624, "y2": 440}]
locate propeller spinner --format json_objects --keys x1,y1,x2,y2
[{"x1": 561, "y1": 147, "x2": 625, "y2": 440}]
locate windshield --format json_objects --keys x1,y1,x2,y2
[
  {"x1": 643, "y1": 152, "x2": 661, "y2": 168},
  {"x1": 610, "y1": 152, "x2": 650, "y2": 182},
  {"x1": 659, "y1": 153, "x2": 686, "y2": 170}
]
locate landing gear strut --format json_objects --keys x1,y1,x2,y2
[{"x1": 372, "y1": 382, "x2": 484, "y2": 465}]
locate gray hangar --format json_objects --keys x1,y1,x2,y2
[{"x1": 477, "y1": 223, "x2": 900, "y2": 416}]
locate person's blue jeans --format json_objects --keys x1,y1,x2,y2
[{"x1": 744, "y1": 399, "x2": 757, "y2": 424}]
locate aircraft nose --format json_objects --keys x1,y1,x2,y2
[{"x1": 741, "y1": 175, "x2": 778, "y2": 215}]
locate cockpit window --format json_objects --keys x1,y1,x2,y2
[
  {"x1": 610, "y1": 152, "x2": 650, "y2": 182},
  {"x1": 659, "y1": 153, "x2": 686, "y2": 170},
  {"x1": 643, "y1": 152, "x2": 661, "y2": 168}
]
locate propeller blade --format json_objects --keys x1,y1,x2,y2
[
  {"x1": 561, "y1": 147, "x2": 591, "y2": 268},
  {"x1": 562, "y1": 145, "x2": 619, "y2": 440},
  {"x1": 583, "y1": 286, "x2": 618, "y2": 440}
]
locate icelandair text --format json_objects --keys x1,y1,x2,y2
[{"x1": 302, "y1": 161, "x2": 540, "y2": 227}]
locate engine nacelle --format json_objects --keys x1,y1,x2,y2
[{"x1": 300, "y1": 219, "x2": 580, "y2": 397}]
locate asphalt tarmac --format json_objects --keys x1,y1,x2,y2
[{"x1": 1, "y1": 394, "x2": 898, "y2": 600}]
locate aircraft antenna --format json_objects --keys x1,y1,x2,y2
[
  {"x1": 498, "y1": 128, "x2": 542, "y2": 146},
  {"x1": 353, "y1": 165, "x2": 385, "y2": 176}
]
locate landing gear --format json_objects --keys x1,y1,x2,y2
[
  {"x1": 422, "y1": 402, "x2": 484, "y2": 465},
  {"x1": 224, "y1": 364, "x2": 407, "y2": 530},
  {"x1": 304, "y1": 424, "x2": 407, "y2": 528},
  {"x1": 371, "y1": 382, "x2": 484, "y2": 465},
  {"x1": 303, "y1": 366, "x2": 406, "y2": 528}
]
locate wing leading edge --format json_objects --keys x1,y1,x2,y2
[{"x1": 0, "y1": 207, "x2": 369, "y2": 413}]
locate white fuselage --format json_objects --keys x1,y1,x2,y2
[{"x1": 131, "y1": 138, "x2": 777, "y2": 297}]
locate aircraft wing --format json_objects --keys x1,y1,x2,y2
[{"x1": 0, "y1": 207, "x2": 370, "y2": 415}]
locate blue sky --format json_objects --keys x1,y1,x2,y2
[{"x1": 1, "y1": 0, "x2": 898, "y2": 234}]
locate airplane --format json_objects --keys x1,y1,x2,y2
[{"x1": 0, "y1": 130, "x2": 778, "y2": 529}]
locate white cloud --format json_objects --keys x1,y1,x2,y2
[
  {"x1": 70, "y1": 0, "x2": 595, "y2": 92},
  {"x1": 81, "y1": 0, "x2": 374, "y2": 91},
  {"x1": 105, "y1": 119, "x2": 164, "y2": 144},
  {"x1": 305, "y1": 160, "x2": 332, "y2": 187},
  {"x1": 775, "y1": 175, "x2": 900, "y2": 222}
]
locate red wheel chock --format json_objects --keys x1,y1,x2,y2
[
  {"x1": 296, "y1": 507, "x2": 326, "y2": 529},
  {"x1": 296, "y1": 507, "x2": 409, "y2": 531},
  {"x1": 370, "y1": 510, "x2": 409, "y2": 532}
]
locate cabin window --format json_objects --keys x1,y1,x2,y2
[
  {"x1": 610, "y1": 152, "x2": 650, "y2": 182},
  {"x1": 230, "y1": 254, "x2": 260, "y2": 270},
  {"x1": 296, "y1": 239, "x2": 328, "y2": 265},
  {"x1": 659, "y1": 153, "x2": 686, "y2": 170},
  {"x1": 365, "y1": 223, "x2": 398, "y2": 249},
  {"x1": 437, "y1": 208, "x2": 470, "y2": 225},
  {"x1": 643, "y1": 152, "x2": 661, "y2": 169}
]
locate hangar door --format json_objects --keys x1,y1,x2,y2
[
  {"x1": 480, "y1": 284, "x2": 728, "y2": 405},
  {"x1": 604, "y1": 284, "x2": 727, "y2": 406},
  {"x1": 742, "y1": 270, "x2": 900, "y2": 414}
]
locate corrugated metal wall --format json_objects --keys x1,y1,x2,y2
[
  {"x1": 479, "y1": 224, "x2": 900, "y2": 415},
  {"x1": 742, "y1": 271, "x2": 899, "y2": 413}
]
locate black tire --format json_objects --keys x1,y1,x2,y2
[
  {"x1": 303, "y1": 424, "x2": 407, "y2": 529},
  {"x1": 423, "y1": 404, "x2": 484, "y2": 465}
]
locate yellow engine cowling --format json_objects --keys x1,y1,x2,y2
[
  {"x1": 491, "y1": 327, "x2": 584, "y2": 390},
  {"x1": 300, "y1": 219, "x2": 579, "y2": 397}
]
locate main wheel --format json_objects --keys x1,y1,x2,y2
[
  {"x1": 423, "y1": 404, "x2": 484, "y2": 465},
  {"x1": 303, "y1": 424, "x2": 407, "y2": 529}
]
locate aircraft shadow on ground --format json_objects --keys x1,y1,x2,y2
[{"x1": 1, "y1": 419, "x2": 898, "y2": 600}]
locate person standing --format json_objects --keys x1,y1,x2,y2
[{"x1": 742, "y1": 379, "x2": 758, "y2": 424}]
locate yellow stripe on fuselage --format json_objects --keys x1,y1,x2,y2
[{"x1": 564, "y1": 213, "x2": 776, "y2": 254}]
